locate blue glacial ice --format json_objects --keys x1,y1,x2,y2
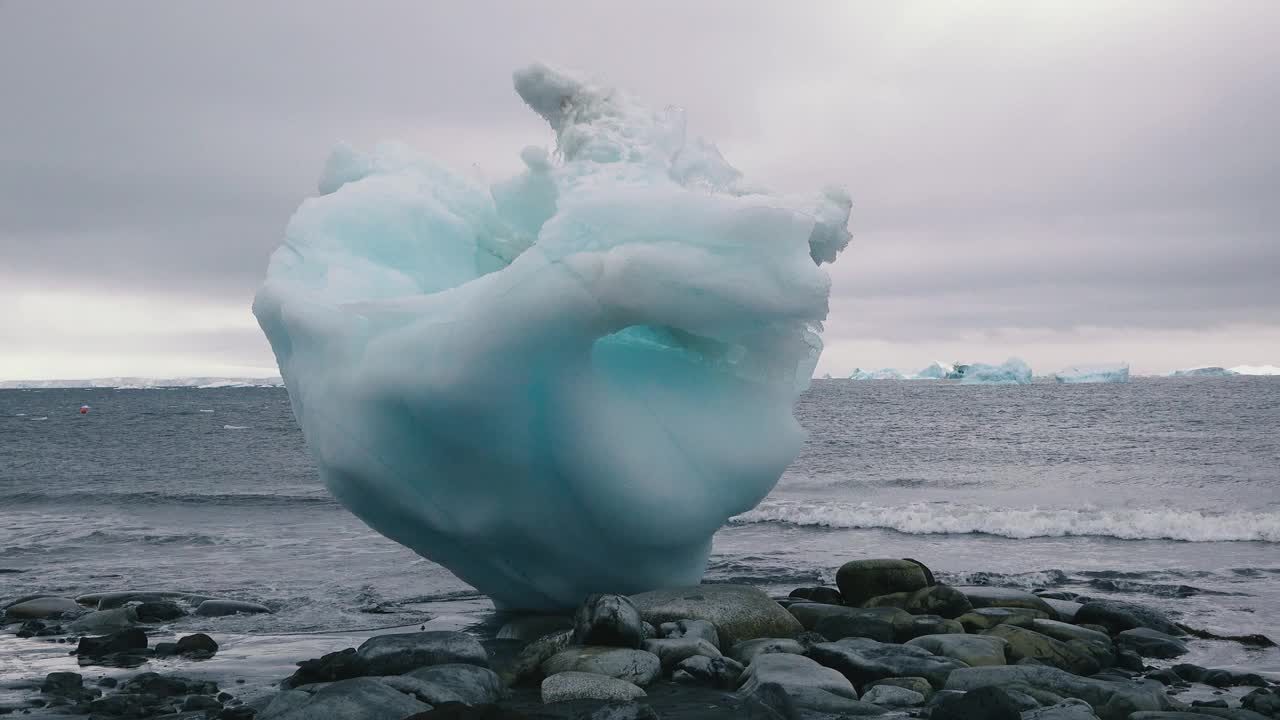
[
  {"x1": 913, "y1": 361, "x2": 955, "y2": 380},
  {"x1": 1051, "y1": 363, "x2": 1130, "y2": 384},
  {"x1": 849, "y1": 368, "x2": 906, "y2": 380},
  {"x1": 1170, "y1": 367, "x2": 1238, "y2": 378},
  {"x1": 253, "y1": 63, "x2": 852, "y2": 610},
  {"x1": 957, "y1": 357, "x2": 1033, "y2": 385}
]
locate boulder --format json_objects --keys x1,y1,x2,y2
[
  {"x1": 1022, "y1": 699, "x2": 1103, "y2": 720},
  {"x1": 541, "y1": 647, "x2": 661, "y2": 686},
  {"x1": 907, "y1": 634, "x2": 1008, "y2": 666},
  {"x1": 175, "y1": 632, "x2": 219, "y2": 658},
  {"x1": 814, "y1": 611, "x2": 895, "y2": 643},
  {"x1": 357, "y1": 631, "x2": 488, "y2": 675},
  {"x1": 66, "y1": 607, "x2": 140, "y2": 633},
  {"x1": 285, "y1": 647, "x2": 368, "y2": 688},
  {"x1": 629, "y1": 585, "x2": 802, "y2": 648},
  {"x1": 861, "y1": 684, "x2": 925, "y2": 706},
  {"x1": 134, "y1": 601, "x2": 187, "y2": 623},
  {"x1": 4, "y1": 596, "x2": 82, "y2": 620},
  {"x1": 506, "y1": 629, "x2": 571, "y2": 683},
  {"x1": 1041, "y1": 599, "x2": 1083, "y2": 623},
  {"x1": 75, "y1": 628, "x2": 148, "y2": 657},
  {"x1": 866, "y1": 584, "x2": 974, "y2": 618},
  {"x1": 959, "y1": 587, "x2": 1058, "y2": 617},
  {"x1": 657, "y1": 618, "x2": 719, "y2": 648},
  {"x1": 866, "y1": 676, "x2": 933, "y2": 699},
  {"x1": 789, "y1": 586, "x2": 844, "y2": 605},
  {"x1": 836, "y1": 559, "x2": 933, "y2": 606},
  {"x1": 808, "y1": 637, "x2": 970, "y2": 688},
  {"x1": 262, "y1": 677, "x2": 429, "y2": 720},
  {"x1": 958, "y1": 607, "x2": 1047, "y2": 632},
  {"x1": 495, "y1": 614, "x2": 572, "y2": 641},
  {"x1": 1115, "y1": 628, "x2": 1189, "y2": 659},
  {"x1": 541, "y1": 671, "x2": 645, "y2": 703},
  {"x1": 945, "y1": 664, "x2": 1171, "y2": 720},
  {"x1": 194, "y1": 599, "x2": 272, "y2": 617},
  {"x1": 85, "y1": 591, "x2": 209, "y2": 609},
  {"x1": 641, "y1": 637, "x2": 721, "y2": 671},
  {"x1": 1074, "y1": 600, "x2": 1183, "y2": 636},
  {"x1": 726, "y1": 637, "x2": 806, "y2": 665},
  {"x1": 671, "y1": 654, "x2": 744, "y2": 688},
  {"x1": 574, "y1": 594, "x2": 645, "y2": 648},
  {"x1": 931, "y1": 685, "x2": 1023, "y2": 720},
  {"x1": 983, "y1": 625, "x2": 1100, "y2": 675},
  {"x1": 737, "y1": 652, "x2": 859, "y2": 699},
  {"x1": 1031, "y1": 620, "x2": 1112, "y2": 648},
  {"x1": 903, "y1": 615, "x2": 965, "y2": 639},
  {"x1": 398, "y1": 664, "x2": 503, "y2": 705},
  {"x1": 789, "y1": 603, "x2": 912, "y2": 634},
  {"x1": 581, "y1": 703, "x2": 660, "y2": 720}
]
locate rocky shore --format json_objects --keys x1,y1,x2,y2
[{"x1": 2, "y1": 558, "x2": 1277, "y2": 719}]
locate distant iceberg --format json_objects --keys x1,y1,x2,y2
[
  {"x1": 914, "y1": 361, "x2": 955, "y2": 380},
  {"x1": 1171, "y1": 367, "x2": 1239, "y2": 378},
  {"x1": 958, "y1": 357, "x2": 1032, "y2": 385},
  {"x1": 0, "y1": 377, "x2": 285, "y2": 390},
  {"x1": 1229, "y1": 364, "x2": 1280, "y2": 376},
  {"x1": 1052, "y1": 363, "x2": 1129, "y2": 384},
  {"x1": 849, "y1": 368, "x2": 906, "y2": 380}
]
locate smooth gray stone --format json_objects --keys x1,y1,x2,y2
[
  {"x1": 866, "y1": 676, "x2": 933, "y2": 698},
  {"x1": 908, "y1": 633, "x2": 1008, "y2": 666},
  {"x1": 263, "y1": 677, "x2": 429, "y2": 720},
  {"x1": 66, "y1": 607, "x2": 139, "y2": 633},
  {"x1": 788, "y1": 602, "x2": 912, "y2": 632},
  {"x1": 4, "y1": 597, "x2": 82, "y2": 620},
  {"x1": 836, "y1": 559, "x2": 932, "y2": 606},
  {"x1": 641, "y1": 637, "x2": 721, "y2": 670},
  {"x1": 726, "y1": 637, "x2": 805, "y2": 665},
  {"x1": 861, "y1": 684, "x2": 925, "y2": 706},
  {"x1": 1116, "y1": 628, "x2": 1190, "y2": 659},
  {"x1": 403, "y1": 663, "x2": 502, "y2": 705},
  {"x1": 506, "y1": 628, "x2": 571, "y2": 683},
  {"x1": 541, "y1": 671, "x2": 645, "y2": 702},
  {"x1": 671, "y1": 654, "x2": 743, "y2": 688},
  {"x1": 809, "y1": 637, "x2": 970, "y2": 688},
  {"x1": 738, "y1": 652, "x2": 858, "y2": 699},
  {"x1": 630, "y1": 585, "x2": 802, "y2": 648},
  {"x1": 1022, "y1": 699, "x2": 1102, "y2": 719},
  {"x1": 1075, "y1": 599, "x2": 1183, "y2": 636},
  {"x1": 357, "y1": 631, "x2": 488, "y2": 675},
  {"x1": 959, "y1": 607, "x2": 1049, "y2": 632},
  {"x1": 495, "y1": 614, "x2": 571, "y2": 641},
  {"x1": 658, "y1": 618, "x2": 720, "y2": 648},
  {"x1": 574, "y1": 593, "x2": 645, "y2": 648},
  {"x1": 541, "y1": 647, "x2": 661, "y2": 686},
  {"x1": 945, "y1": 665, "x2": 1171, "y2": 720},
  {"x1": 92, "y1": 591, "x2": 209, "y2": 610},
  {"x1": 958, "y1": 587, "x2": 1059, "y2": 618},
  {"x1": 1031, "y1": 619, "x2": 1111, "y2": 647},
  {"x1": 194, "y1": 599, "x2": 271, "y2": 617},
  {"x1": 1041, "y1": 599, "x2": 1083, "y2": 623},
  {"x1": 983, "y1": 624, "x2": 1100, "y2": 674}
]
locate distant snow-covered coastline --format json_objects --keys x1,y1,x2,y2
[{"x1": 0, "y1": 376, "x2": 285, "y2": 390}]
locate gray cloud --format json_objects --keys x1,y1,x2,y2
[{"x1": 1, "y1": 1, "x2": 1277, "y2": 377}]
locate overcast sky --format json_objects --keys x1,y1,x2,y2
[{"x1": 2, "y1": 1, "x2": 1277, "y2": 379}]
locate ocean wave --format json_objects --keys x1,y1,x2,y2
[
  {"x1": 732, "y1": 501, "x2": 1280, "y2": 542},
  {"x1": 0, "y1": 490, "x2": 337, "y2": 509},
  {"x1": 223, "y1": 424, "x2": 249, "y2": 430}
]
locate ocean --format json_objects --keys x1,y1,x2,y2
[{"x1": 2, "y1": 378, "x2": 1278, "y2": 678}]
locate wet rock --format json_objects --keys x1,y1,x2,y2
[
  {"x1": 580, "y1": 702, "x2": 660, "y2": 720},
  {"x1": 357, "y1": 630, "x2": 489, "y2": 674},
  {"x1": 813, "y1": 610, "x2": 896, "y2": 643},
  {"x1": 1075, "y1": 599, "x2": 1183, "y2": 636},
  {"x1": 945, "y1": 664, "x2": 1171, "y2": 720},
  {"x1": 866, "y1": 676, "x2": 933, "y2": 698},
  {"x1": 41, "y1": 671, "x2": 99, "y2": 702},
  {"x1": 629, "y1": 585, "x2": 802, "y2": 648},
  {"x1": 657, "y1": 618, "x2": 719, "y2": 648},
  {"x1": 175, "y1": 632, "x2": 219, "y2": 658},
  {"x1": 789, "y1": 602, "x2": 912, "y2": 634},
  {"x1": 1022, "y1": 698, "x2": 1103, "y2": 720},
  {"x1": 932, "y1": 685, "x2": 1023, "y2": 720},
  {"x1": 808, "y1": 637, "x2": 971, "y2": 688},
  {"x1": 1031, "y1": 619, "x2": 1112, "y2": 647},
  {"x1": 866, "y1": 584, "x2": 974, "y2": 619},
  {"x1": 85, "y1": 591, "x2": 208, "y2": 610},
  {"x1": 984, "y1": 624, "x2": 1101, "y2": 675},
  {"x1": 76, "y1": 628, "x2": 148, "y2": 657},
  {"x1": 120, "y1": 672, "x2": 218, "y2": 697},
  {"x1": 959, "y1": 587, "x2": 1059, "y2": 617},
  {"x1": 861, "y1": 683, "x2": 924, "y2": 706},
  {"x1": 184, "y1": 694, "x2": 225, "y2": 711},
  {"x1": 959, "y1": 607, "x2": 1048, "y2": 632},
  {"x1": 195, "y1": 599, "x2": 272, "y2": 617},
  {"x1": 404, "y1": 704, "x2": 524, "y2": 720},
  {"x1": 284, "y1": 647, "x2": 368, "y2": 688},
  {"x1": 725, "y1": 638, "x2": 805, "y2": 665},
  {"x1": 135, "y1": 600, "x2": 188, "y2": 623},
  {"x1": 541, "y1": 671, "x2": 645, "y2": 703},
  {"x1": 672, "y1": 654, "x2": 743, "y2": 688},
  {"x1": 642, "y1": 637, "x2": 721, "y2": 671},
  {"x1": 67, "y1": 607, "x2": 140, "y2": 634},
  {"x1": 385, "y1": 664, "x2": 503, "y2": 706},
  {"x1": 3, "y1": 596, "x2": 82, "y2": 620},
  {"x1": 907, "y1": 633, "x2": 1008, "y2": 666},
  {"x1": 506, "y1": 629, "x2": 571, "y2": 684},
  {"x1": 261, "y1": 677, "x2": 429, "y2": 720},
  {"x1": 789, "y1": 586, "x2": 844, "y2": 605},
  {"x1": 1242, "y1": 688, "x2": 1280, "y2": 716},
  {"x1": 737, "y1": 652, "x2": 860, "y2": 706},
  {"x1": 836, "y1": 559, "x2": 933, "y2": 606},
  {"x1": 541, "y1": 647, "x2": 661, "y2": 686},
  {"x1": 218, "y1": 707, "x2": 257, "y2": 720},
  {"x1": 1041, "y1": 599, "x2": 1083, "y2": 623},
  {"x1": 574, "y1": 594, "x2": 645, "y2": 648},
  {"x1": 495, "y1": 614, "x2": 572, "y2": 641},
  {"x1": 1115, "y1": 648, "x2": 1145, "y2": 671},
  {"x1": 1115, "y1": 628, "x2": 1189, "y2": 659}
]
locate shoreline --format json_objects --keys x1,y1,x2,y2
[{"x1": 3, "y1": 559, "x2": 1277, "y2": 719}]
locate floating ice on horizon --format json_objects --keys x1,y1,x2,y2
[
  {"x1": 253, "y1": 63, "x2": 852, "y2": 610},
  {"x1": 914, "y1": 361, "x2": 954, "y2": 380},
  {"x1": 1229, "y1": 364, "x2": 1280, "y2": 376},
  {"x1": 1170, "y1": 367, "x2": 1238, "y2": 378},
  {"x1": 1051, "y1": 363, "x2": 1129, "y2": 384},
  {"x1": 849, "y1": 367, "x2": 906, "y2": 380},
  {"x1": 958, "y1": 357, "x2": 1032, "y2": 385}
]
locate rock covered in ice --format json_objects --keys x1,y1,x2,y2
[
  {"x1": 1051, "y1": 363, "x2": 1129, "y2": 384},
  {"x1": 253, "y1": 63, "x2": 852, "y2": 610},
  {"x1": 958, "y1": 358, "x2": 1032, "y2": 385}
]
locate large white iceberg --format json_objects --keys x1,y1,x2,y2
[
  {"x1": 913, "y1": 361, "x2": 955, "y2": 380},
  {"x1": 1051, "y1": 363, "x2": 1129, "y2": 384},
  {"x1": 1171, "y1": 367, "x2": 1238, "y2": 378},
  {"x1": 1229, "y1": 364, "x2": 1280, "y2": 376},
  {"x1": 253, "y1": 64, "x2": 852, "y2": 610},
  {"x1": 958, "y1": 358, "x2": 1033, "y2": 385}
]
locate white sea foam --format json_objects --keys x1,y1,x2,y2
[
  {"x1": 223, "y1": 425, "x2": 249, "y2": 430},
  {"x1": 733, "y1": 500, "x2": 1280, "y2": 542},
  {"x1": 30, "y1": 416, "x2": 48, "y2": 421},
  {"x1": 199, "y1": 409, "x2": 215, "y2": 413}
]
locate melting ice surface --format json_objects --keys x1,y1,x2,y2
[
  {"x1": 958, "y1": 358, "x2": 1033, "y2": 385},
  {"x1": 1051, "y1": 363, "x2": 1130, "y2": 384},
  {"x1": 253, "y1": 64, "x2": 852, "y2": 610}
]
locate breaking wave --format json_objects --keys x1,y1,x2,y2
[{"x1": 732, "y1": 501, "x2": 1280, "y2": 542}]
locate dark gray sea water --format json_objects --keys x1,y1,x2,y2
[{"x1": 2, "y1": 378, "x2": 1278, "y2": 676}]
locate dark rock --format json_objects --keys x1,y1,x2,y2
[
  {"x1": 1116, "y1": 628, "x2": 1189, "y2": 659},
  {"x1": 176, "y1": 632, "x2": 219, "y2": 658},
  {"x1": 1116, "y1": 648, "x2": 1145, "y2": 671},
  {"x1": 76, "y1": 628, "x2": 148, "y2": 657},
  {"x1": 574, "y1": 593, "x2": 645, "y2": 648},
  {"x1": 907, "y1": 633, "x2": 1008, "y2": 666},
  {"x1": 1192, "y1": 699, "x2": 1230, "y2": 709},
  {"x1": 580, "y1": 702, "x2": 660, "y2": 720},
  {"x1": 263, "y1": 677, "x2": 429, "y2": 720},
  {"x1": 902, "y1": 614, "x2": 965, "y2": 639},
  {"x1": 629, "y1": 585, "x2": 803, "y2": 648},
  {"x1": 1042, "y1": 598, "x2": 1084, "y2": 623},
  {"x1": 1242, "y1": 688, "x2": 1280, "y2": 716},
  {"x1": 671, "y1": 653, "x2": 743, "y2": 688},
  {"x1": 788, "y1": 603, "x2": 912, "y2": 636},
  {"x1": 41, "y1": 671, "x2": 84, "y2": 696},
  {"x1": 3, "y1": 596, "x2": 82, "y2": 620},
  {"x1": 121, "y1": 672, "x2": 217, "y2": 697},
  {"x1": 865, "y1": 584, "x2": 974, "y2": 619},
  {"x1": 945, "y1": 664, "x2": 1171, "y2": 720},
  {"x1": 155, "y1": 641, "x2": 179, "y2": 656},
  {"x1": 134, "y1": 601, "x2": 188, "y2": 623},
  {"x1": 67, "y1": 607, "x2": 141, "y2": 634},
  {"x1": 738, "y1": 654, "x2": 885, "y2": 716},
  {"x1": 1146, "y1": 668, "x2": 1183, "y2": 685},
  {"x1": 1171, "y1": 663, "x2": 1207, "y2": 682},
  {"x1": 506, "y1": 628, "x2": 571, "y2": 684},
  {"x1": 218, "y1": 707, "x2": 258, "y2": 720},
  {"x1": 957, "y1": 606, "x2": 1047, "y2": 632},
  {"x1": 88, "y1": 591, "x2": 208, "y2": 610},
  {"x1": 657, "y1": 618, "x2": 719, "y2": 648},
  {"x1": 642, "y1": 637, "x2": 720, "y2": 670},
  {"x1": 184, "y1": 694, "x2": 224, "y2": 711},
  {"x1": 405, "y1": 704, "x2": 526, "y2": 720},
  {"x1": 541, "y1": 646, "x2": 661, "y2": 686},
  {"x1": 788, "y1": 587, "x2": 843, "y2": 605},
  {"x1": 357, "y1": 630, "x2": 488, "y2": 674},
  {"x1": 813, "y1": 611, "x2": 895, "y2": 643},
  {"x1": 861, "y1": 683, "x2": 925, "y2": 706},
  {"x1": 835, "y1": 559, "x2": 932, "y2": 606},
  {"x1": 808, "y1": 637, "x2": 970, "y2": 688},
  {"x1": 1075, "y1": 599, "x2": 1183, "y2": 636},
  {"x1": 931, "y1": 685, "x2": 1023, "y2": 720},
  {"x1": 98, "y1": 676, "x2": 118, "y2": 688},
  {"x1": 195, "y1": 599, "x2": 272, "y2": 617},
  {"x1": 405, "y1": 663, "x2": 503, "y2": 706},
  {"x1": 983, "y1": 624, "x2": 1101, "y2": 675},
  {"x1": 284, "y1": 647, "x2": 368, "y2": 688},
  {"x1": 725, "y1": 638, "x2": 805, "y2": 665},
  {"x1": 958, "y1": 587, "x2": 1059, "y2": 617}
]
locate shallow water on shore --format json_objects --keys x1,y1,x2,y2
[{"x1": 2, "y1": 378, "x2": 1277, "y2": 678}]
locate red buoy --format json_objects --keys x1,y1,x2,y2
[{"x1": 80, "y1": 405, "x2": 89, "y2": 414}]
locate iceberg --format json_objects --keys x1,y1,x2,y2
[
  {"x1": 957, "y1": 358, "x2": 1032, "y2": 385},
  {"x1": 253, "y1": 63, "x2": 852, "y2": 610},
  {"x1": 849, "y1": 368, "x2": 906, "y2": 380},
  {"x1": 1171, "y1": 367, "x2": 1238, "y2": 378},
  {"x1": 913, "y1": 361, "x2": 955, "y2": 380},
  {"x1": 1051, "y1": 363, "x2": 1129, "y2": 384},
  {"x1": 1229, "y1": 364, "x2": 1280, "y2": 376}
]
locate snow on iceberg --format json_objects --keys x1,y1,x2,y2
[
  {"x1": 1051, "y1": 363, "x2": 1129, "y2": 384},
  {"x1": 253, "y1": 63, "x2": 852, "y2": 610},
  {"x1": 849, "y1": 368, "x2": 906, "y2": 380},
  {"x1": 958, "y1": 358, "x2": 1032, "y2": 385},
  {"x1": 1229, "y1": 364, "x2": 1280, "y2": 376},
  {"x1": 1171, "y1": 367, "x2": 1238, "y2": 378}
]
